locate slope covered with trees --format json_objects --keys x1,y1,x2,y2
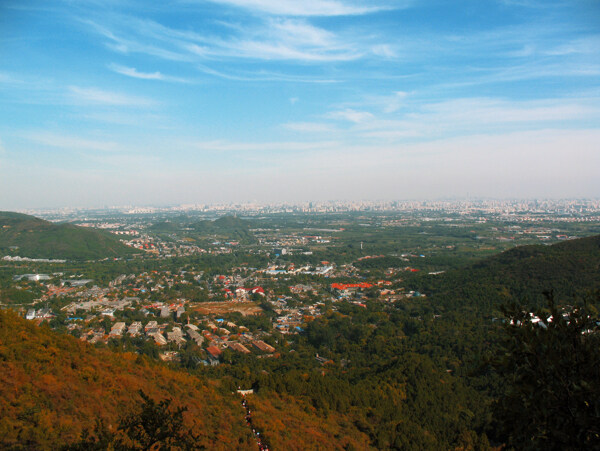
[
  {"x1": 414, "y1": 234, "x2": 600, "y2": 312},
  {"x1": 0, "y1": 212, "x2": 134, "y2": 260},
  {"x1": 0, "y1": 309, "x2": 254, "y2": 449},
  {"x1": 0, "y1": 310, "x2": 374, "y2": 450}
]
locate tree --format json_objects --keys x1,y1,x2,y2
[
  {"x1": 117, "y1": 391, "x2": 199, "y2": 450},
  {"x1": 492, "y1": 292, "x2": 600, "y2": 450},
  {"x1": 66, "y1": 391, "x2": 201, "y2": 450}
]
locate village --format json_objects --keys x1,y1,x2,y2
[{"x1": 16, "y1": 254, "x2": 417, "y2": 366}]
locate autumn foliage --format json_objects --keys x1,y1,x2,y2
[{"x1": 0, "y1": 310, "x2": 254, "y2": 449}]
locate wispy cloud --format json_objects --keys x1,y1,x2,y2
[
  {"x1": 201, "y1": 0, "x2": 394, "y2": 16},
  {"x1": 189, "y1": 139, "x2": 340, "y2": 153},
  {"x1": 67, "y1": 86, "x2": 156, "y2": 107},
  {"x1": 196, "y1": 65, "x2": 338, "y2": 83},
  {"x1": 290, "y1": 95, "x2": 600, "y2": 144},
  {"x1": 108, "y1": 63, "x2": 190, "y2": 83},
  {"x1": 544, "y1": 36, "x2": 600, "y2": 56},
  {"x1": 326, "y1": 109, "x2": 374, "y2": 123},
  {"x1": 0, "y1": 72, "x2": 25, "y2": 84},
  {"x1": 25, "y1": 132, "x2": 122, "y2": 152},
  {"x1": 231, "y1": 18, "x2": 361, "y2": 61},
  {"x1": 283, "y1": 122, "x2": 337, "y2": 133},
  {"x1": 83, "y1": 13, "x2": 381, "y2": 67}
]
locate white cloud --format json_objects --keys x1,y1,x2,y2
[
  {"x1": 67, "y1": 86, "x2": 156, "y2": 107},
  {"x1": 228, "y1": 18, "x2": 362, "y2": 62},
  {"x1": 189, "y1": 139, "x2": 340, "y2": 152},
  {"x1": 327, "y1": 109, "x2": 374, "y2": 123},
  {"x1": 108, "y1": 63, "x2": 189, "y2": 83},
  {"x1": 85, "y1": 14, "x2": 374, "y2": 66},
  {"x1": 0, "y1": 72, "x2": 25, "y2": 84},
  {"x1": 202, "y1": 0, "x2": 392, "y2": 16},
  {"x1": 283, "y1": 122, "x2": 336, "y2": 133},
  {"x1": 25, "y1": 132, "x2": 122, "y2": 152},
  {"x1": 544, "y1": 36, "x2": 600, "y2": 56},
  {"x1": 315, "y1": 95, "x2": 600, "y2": 143},
  {"x1": 371, "y1": 44, "x2": 397, "y2": 58}
]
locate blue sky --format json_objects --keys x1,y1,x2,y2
[{"x1": 1, "y1": 0, "x2": 599, "y2": 209}]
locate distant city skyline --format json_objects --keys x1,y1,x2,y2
[{"x1": 1, "y1": 0, "x2": 599, "y2": 209}]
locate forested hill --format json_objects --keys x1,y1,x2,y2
[
  {"x1": 192, "y1": 215, "x2": 255, "y2": 241},
  {"x1": 418, "y1": 234, "x2": 600, "y2": 311},
  {"x1": 0, "y1": 211, "x2": 134, "y2": 260},
  {"x1": 0, "y1": 310, "x2": 372, "y2": 449},
  {"x1": 0, "y1": 309, "x2": 252, "y2": 449}
]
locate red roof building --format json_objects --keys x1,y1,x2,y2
[
  {"x1": 330, "y1": 282, "x2": 373, "y2": 290},
  {"x1": 206, "y1": 346, "x2": 222, "y2": 359}
]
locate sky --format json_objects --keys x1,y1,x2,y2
[{"x1": 1, "y1": 0, "x2": 599, "y2": 209}]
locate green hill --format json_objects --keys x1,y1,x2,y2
[
  {"x1": 191, "y1": 215, "x2": 255, "y2": 242},
  {"x1": 0, "y1": 212, "x2": 135, "y2": 261},
  {"x1": 416, "y1": 234, "x2": 600, "y2": 311}
]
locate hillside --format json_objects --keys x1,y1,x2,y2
[
  {"x1": 191, "y1": 216, "x2": 255, "y2": 242},
  {"x1": 0, "y1": 212, "x2": 134, "y2": 260},
  {"x1": 0, "y1": 311, "x2": 372, "y2": 450},
  {"x1": 416, "y1": 234, "x2": 600, "y2": 311},
  {"x1": 0, "y1": 310, "x2": 254, "y2": 449}
]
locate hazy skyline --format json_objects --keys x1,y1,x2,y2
[{"x1": 1, "y1": 0, "x2": 599, "y2": 209}]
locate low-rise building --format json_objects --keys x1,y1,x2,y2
[
  {"x1": 187, "y1": 329, "x2": 204, "y2": 346},
  {"x1": 228, "y1": 342, "x2": 251, "y2": 354},
  {"x1": 148, "y1": 331, "x2": 167, "y2": 346},
  {"x1": 128, "y1": 321, "x2": 142, "y2": 336},
  {"x1": 252, "y1": 340, "x2": 275, "y2": 353},
  {"x1": 167, "y1": 327, "x2": 186, "y2": 345},
  {"x1": 109, "y1": 322, "x2": 126, "y2": 337}
]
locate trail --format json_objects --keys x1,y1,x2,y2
[{"x1": 241, "y1": 394, "x2": 270, "y2": 451}]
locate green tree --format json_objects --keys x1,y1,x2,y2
[{"x1": 493, "y1": 292, "x2": 600, "y2": 450}]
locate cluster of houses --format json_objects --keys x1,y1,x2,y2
[{"x1": 76, "y1": 316, "x2": 277, "y2": 365}]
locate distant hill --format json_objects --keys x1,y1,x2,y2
[
  {"x1": 191, "y1": 215, "x2": 255, "y2": 242},
  {"x1": 148, "y1": 220, "x2": 182, "y2": 232},
  {"x1": 0, "y1": 212, "x2": 134, "y2": 260},
  {"x1": 420, "y1": 234, "x2": 600, "y2": 311}
]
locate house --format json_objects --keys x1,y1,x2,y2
[
  {"x1": 25, "y1": 309, "x2": 36, "y2": 320},
  {"x1": 36, "y1": 308, "x2": 54, "y2": 319},
  {"x1": 128, "y1": 321, "x2": 142, "y2": 336},
  {"x1": 228, "y1": 342, "x2": 251, "y2": 354},
  {"x1": 160, "y1": 306, "x2": 171, "y2": 318},
  {"x1": 205, "y1": 346, "x2": 222, "y2": 363},
  {"x1": 148, "y1": 331, "x2": 167, "y2": 346},
  {"x1": 109, "y1": 322, "x2": 126, "y2": 337},
  {"x1": 167, "y1": 327, "x2": 186, "y2": 345},
  {"x1": 187, "y1": 329, "x2": 204, "y2": 346},
  {"x1": 251, "y1": 340, "x2": 275, "y2": 353}
]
